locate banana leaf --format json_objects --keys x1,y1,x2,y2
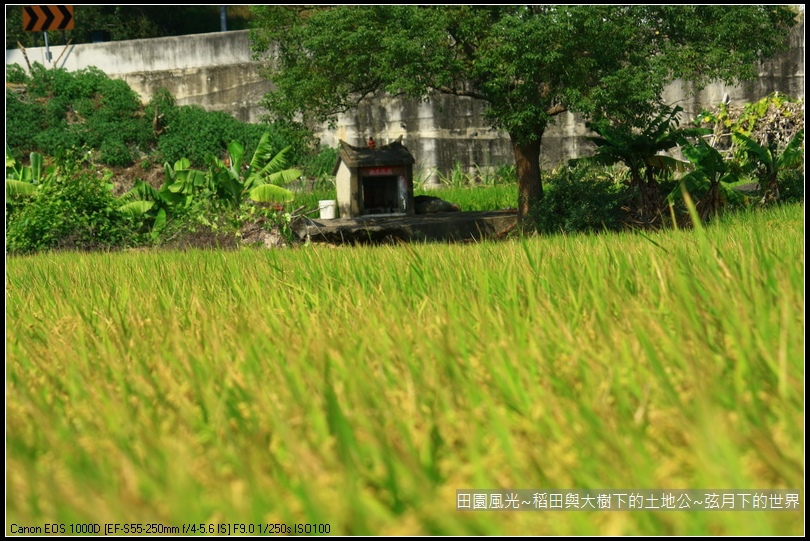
[
  {"x1": 118, "y1": 200, "x2": 155, "y2": 217},
  {"x1": 248, "y1": 183, "x2": 295, "y2": 203},
  {"x1": 6, "y1": 179, "x2": 39, "y2": 197}
]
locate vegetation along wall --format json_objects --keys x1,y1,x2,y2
[{"x1": 5, "y1": 20, "x2": 804, "y2": 184}]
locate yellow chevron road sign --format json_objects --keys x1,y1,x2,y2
[{"x1": 23, "y1": 5, "x2": 75, "y2": 32}]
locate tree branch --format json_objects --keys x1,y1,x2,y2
[{"x1": 434, "y1": 85, "x2": 490, "y2": 101}]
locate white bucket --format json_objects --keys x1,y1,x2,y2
[{"x1": 318, "y1": 200, "x2": 337, "y2": 220}]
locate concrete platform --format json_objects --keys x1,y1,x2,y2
[{"x1": 293, "y1": 210, "x2": 519, "y2": 244}]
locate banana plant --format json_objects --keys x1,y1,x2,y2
[
  {"x1": 162, "y1": 157, "x2": 210, "y2": 198},
  {"x1": 115, "y1": 158, "x2": 207, "y2": 239},
  {"x1": 206, "y1": 131, "x2": 299, "y2": 208},
  {"x1": 571, "y1": 105, "x2": 709, "y2": 217},
  {"x1": 117, "y1": 159, "x2": 200, "y2": 213},
  {"x1": 6, "y1": 150, "x2": 51, "y2": 197},
  {"x1": 668, "y1": 138, "x2": 748, "y2": 222},
  {"x1": 732, "y1": 129, "x2": 804, "y2": 204},
  {"x1": 115, "y1": 180, "x2": 170, "y2": 240}
]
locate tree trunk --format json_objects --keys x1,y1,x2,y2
[
  {"x1": 511, "y1": 133, "x2": 544, "y2": 229},
  {"x1": 698, "y1": 182, "x2": 722, "y2": 222},
  {"x1": 761, "y1": 175, "x2": 780, "y2": 205}
]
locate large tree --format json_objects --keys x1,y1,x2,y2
[{"x1": 249, "y1": 5, "x2": 798, "y2": 227}]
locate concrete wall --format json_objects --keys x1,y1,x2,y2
[
  {"x1": 6, "y1": 19, "x2": 804, "y2": 184},
  {"x1": 6, "y1": 31, "x2": 271, "y2": 123}
]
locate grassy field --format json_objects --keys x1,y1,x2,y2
[
  {"x1": 6, "y1": 203, "x2": 804, "y2": 535},
  {"x1": 292, "y1": 184, "x2": 518, "y2": 215}
]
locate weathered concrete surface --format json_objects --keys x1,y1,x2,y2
[{"x1": 293, "y1": 210, "x2": 518, "y2": 244}]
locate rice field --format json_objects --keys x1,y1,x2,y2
[{"x1": 5, "y1": 203, "x2": 804, "y2": 535}]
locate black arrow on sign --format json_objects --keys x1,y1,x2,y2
[
  {"x1": 23, "y1": 6, "x2": 39, "y2": 32},
  {"x1": 41, "y1": 7, "x2": 55, "y2": 31},
  {"x1": 55, "y1": 5, "x2": 73, "y2": 30}
]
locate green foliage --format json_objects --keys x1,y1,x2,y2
[
  {"x1": 6, "y1": 167, "x2": 142, "y2": 254},
  {"x1": 251, "y1": 5, "x2": 797, "y2": 222},
  {"x1": 571, "y1": 105, "x2": 709, "y2": 222},
  {"x1": 732, "y1": 129, "x2": 804, "y2": 203},
  {"x1": 234, "y1": 200, "x2": 300, "y2": 247},
  {"x1": 6, "y1": 60, "x2": 319, "y2": 174},
  {"x1": 115, "y1": 159, "x2": 211, "y2": 241},
  {"x1": 98, "y1": 139, "x2": 134, "y2": 167},
  {"x1": 6, "y1": 63, "x2": 153, "y2": 166},
  {"x1": 5, "y1": 86, "x2": 47, "y2": 163},
  {"x1": 157, "y1": 105, "x2": 252, "y2": 166},
  {"x1": 264, "y1": 119, "x2": 319, "y2": 170},
  {"x1": 4, "y1": 58, "x2": 346, "y2": 253},
  {"x1": 687, "y1": 102, "x2": 804, "y2": 208},
  {"x1": 669, "y1": 138, "x2": 750, "y2": 221},
  {"x1": 151, "y1": 191, "x2": 240, "y2": 249},
  {"x1": 5, "y1": 179, "x2": 40, "y2": 199},
  {"x1": 6, "y1": 150, "x2": 58, "y2": 216},
  {"x1": 532, "y1": 165, "x2": 631, "y2": 235},
  {"x1": 5, "y1": 63, "x2": 28, "y2": 84},
  {"x1": 487, "y1": 164, "x2": 519, "y2": 186},
  {"x1": 6, "y1": 82, "x2": 317, "y2": 253},
  {"x1": 435, "y1": 162, "x2": 518, "y2": 188},
  {"x1": 31, "y1": 127, "x2": 83, "y2": 160},
  {"x1": 777, "y1": 169, "x2": 804, "y2": 203},
  {"x1": 6, "y1": 150, "x2": 48, "y2": 183},
  {"x1": 111, "y1": 131, "x2": 301, "y2": 246},
  {"x1": 437, "y1": 162, "x2": 476, "y2": 188},
  {"x1": 154, "y1": 102, "x2": 312, "y2": 170},
  {"x1": 301, "y1": 145, "x2": 340, "y2": 178},
  {"x1": 206, "y1": 132, "x2": 300, "y2": 208},
  {"x1": 735, "y1": 128, "x2": 805, "y2": 173},
  {"x1": 115, "y1": 179, "x2": 226, "y2": 247},
  {"x1": 575, "y1": 106, "x2": 706, "y2": 185}
]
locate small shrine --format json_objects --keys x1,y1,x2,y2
[{"x1": 332, "y1": 137, "x2": 416, "y2": 218}]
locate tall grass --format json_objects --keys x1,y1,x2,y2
[
  {"x1": 292, "y1": 183, "x2": 517, "y2": 214},
  {"x1": 416, "y1": 184, "x2": 518, "y2": 211},
  {"x1": 6, "y1": 203, "x2": 804, "y2": 535}
]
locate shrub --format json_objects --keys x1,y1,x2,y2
[
  {"x1": 5, "y1": 63, "x2": 29, "y2": 84},
  {"x1": 6, "y1": 63, "x2": 153, "y2": 167},
  {"x1": 5, "y1": 88, "x2": 47, "y2": 162},
  {"x1": 301, "y1": 145, "x2": 339, "y2": 178},
  {"x1": 157, "y1": 105, "x2": 251, "y2": 166},
  {"x1": 152, "y1": 193, "x2": 242, "y2": 250},
  {"x1": 778, "y1": 169, "x2": 804, "y2": 203},
  {"x1": 153, "y1": 100, "x2": 315, "y2": 170},
  {"x1": 533, "y1": 165, "x2": 632, "y2": 235},
  {"x1": 7, "y1": 62, "x2": 324, "y2": 176},
  {"x1": 6, "y1": 167, "x2": 142, "y2": 254},
  {"x1": 99, "y1": 139, "x2": 134, "y2": 167},
  {"x1": 32, "y1": 125, "x2": 83, "y2": 159}
]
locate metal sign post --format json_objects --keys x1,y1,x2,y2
[{"x1": 43, "y1": 30, "x2": 52, "y2": 62}]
